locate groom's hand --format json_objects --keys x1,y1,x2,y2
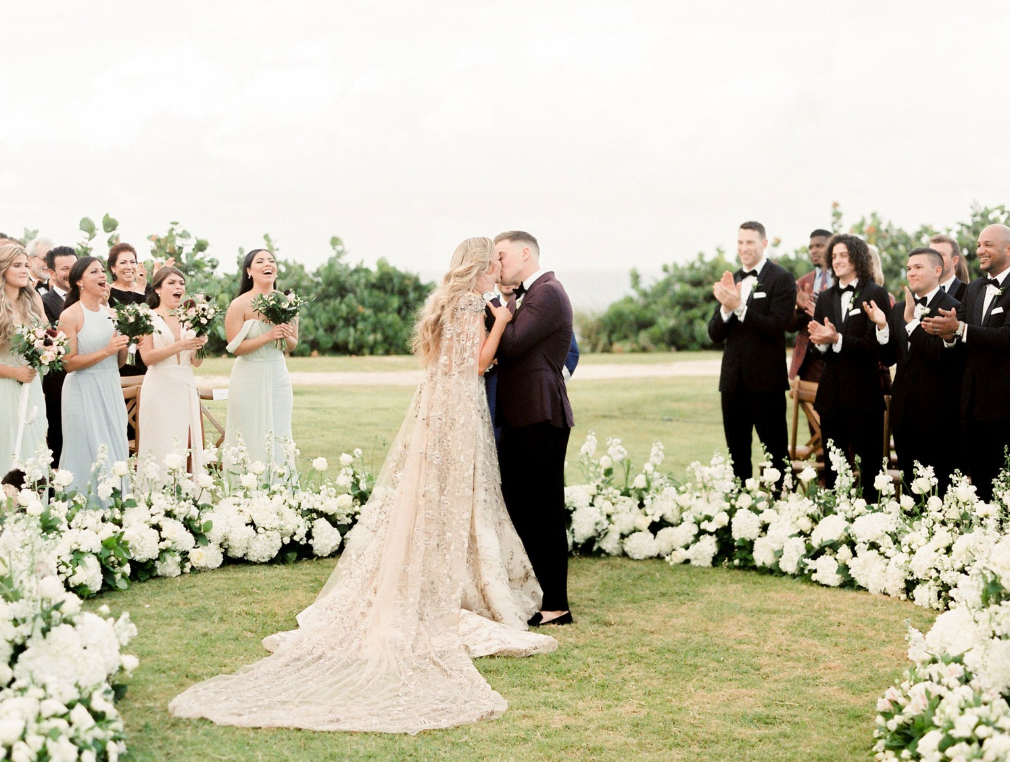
[{"x1": 486, "y1": 300, "x2": 512, "y2": 324}]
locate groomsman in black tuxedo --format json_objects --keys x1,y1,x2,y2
[
  {"x1": 924, "y1": 224, "x2": 1010, "y2": 501},
  {"x1": 708, "y1": 221, "x2": 796, "y2": 483},
  {"x1": 865, "y1": 248, "x2": 962, "y2": 493},
  {"x1": 930, "y1": 234, "x2": 968, "y2": 302},
  {"x1": 40, "y1": 246, "x2": 77, "y2": 465},
  {"x1": 495, "y1": 231, "x2": 575, "y2": 626},
  {"x1": 808, "y1": 234, "x2": 891, "y2": 501}
]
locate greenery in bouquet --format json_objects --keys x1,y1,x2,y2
[
  {"x1": 171, "y1": 294, "x2": 221, "y2": 359},
  {"x1": 111, "y1": 303, "x2": 155, "y2": 366},
  {"x1": 9, "y1": 324, "x2": 70, "y2": 377},
  {"x1": 251, "y1": 290, "x2": 306, "y2": 350}
]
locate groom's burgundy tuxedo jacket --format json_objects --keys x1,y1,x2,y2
[{"x1": 496, "y1": 271, "x2": 575, "y2": 430}]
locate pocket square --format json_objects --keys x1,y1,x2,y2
[
  {"x1": 993, "y1": 307, "x2": 1004, "y2": 315},
  {"x1": 752, "y1": 292, "x2": 766, "y2": 299},
  {"x1": 848, "y1": 308, "x2": 861, "y2": 316}
]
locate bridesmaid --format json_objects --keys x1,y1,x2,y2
[
  {"x1": 222, "y1": 249, "x2": 297, "y2": 481},
  {"x1": 107, "y1": 242, "x2": 151, "y2": 378},
  {"x1": 137, "y1": 267, "x2": 207, "y2": 480},
  {"x1": 58, "y1": 257, "x2": 130, "y2": 497},
  {"x1": 0, "y1": 243, "x2": 49, "y2": 471}
]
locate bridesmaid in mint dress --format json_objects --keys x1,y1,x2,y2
[
  {"x1": 57, "y1": 257, "x2": 130, "y2": 497},
  {"x1": 0, "y1": 243, "x2": 49, "y2": 472},
  {"x1": 223, "y1": 249, "x2": 298, "y2": 481}
]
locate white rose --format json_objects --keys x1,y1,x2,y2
[
  {"x1": 196, "y1": 473, "x2": 214, "y2": 489},
  {"x1": 240, "y1": 473, "x2": 258, "y2": 490},
  {"x1": 899, "y1": 494, "x2": 915, "y2": 511},
  {"x1": 339, "y1": 453, "x2": 354, "y2": 466},
  {"x1": 737, "y1": 493, "x2": 753, "y2": 509},
  {"x1": 249, "y1": 461, "x2": 266, "y2": 476},
  {"x1": 163, "y1": 452, "x2": 185, "y2": 471},
  {"x1": 599, "y1": 456, "x2": 612, "y2": 469},
  {"x1": 632, "y1": 474, "x2": 647, "y2": 490},
  {"x1": 53, "y1": 469, "x2": 74, "y2": 488},
  {"x1": 312, "y1": 457, "x2": 329, "y2": 472},
  {"x1": 798, "y1": 467, "x2": 817, "y2": 485},
  {"x1": 112, "y1": 461, "x2": 129, "y2": 477},
  {"x1": 761, "y1": 467, "x2": 781, "y2": 485},
  {"x1": 96, "y1": 482, "x2": 114, "y2": 500}
]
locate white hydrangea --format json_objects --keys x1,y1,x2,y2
[
  {"x1": 811, "y1": 514, "x2": 848, "y2": 547},
  {"x1": 730, "y1": 509, "x2": 761, "y2": 541},
  {"x1": 622, "y1": 531, "x2": 658, "y2": 560}
]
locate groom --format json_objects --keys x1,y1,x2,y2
[{"x1": 495, "y1": 231, "x2": 575, "y2": 626}]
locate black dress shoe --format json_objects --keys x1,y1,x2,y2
[
  {"x1": 527, "y1": 612, "x2": 544, "y2": 627},
  {"x1": 540, "y1": 611, "x2": 573, "y2": 626}
]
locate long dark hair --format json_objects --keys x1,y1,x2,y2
[
  {"x1": 147, "y1": 266, "x2": 187, "y2": 309},
  {"x1": 237, "y1": 249, "x2": 274, "y2": 297},
  {"x1": 62, "y1": 256, "x2": 102, "y2": 311}
]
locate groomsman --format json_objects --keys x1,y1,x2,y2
[
  {"x1": 26, "y1": 237, "x2": 53, "y2": 295},
  {"x1": 495, "y1": 231, "x2": 575, "y2": 626},
  {"x1": 930, "y1": 234, "x2": 968, "y2": 302},
  {"x1": 924, "y1": 224, "x2": 1010, "y2": 501},
  {"x1": 41, "y1": 246, "x2": 78, "y2": 465},
  {"x1": 866, "y1": 248, "x2": 962, "y2": 493},
  {"x1": 789, "y1": 229, "x2": 834, "y2": 381},
  {"x1": 808, "y1": 234, "x2": 890, "y2": 501},
  {"x1": 708, "y1": 221, "x2": 796, "y2": 483}
]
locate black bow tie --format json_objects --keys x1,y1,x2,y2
[
  {"x1": 514, "y1": 283, "x2": 528, "y2": 299},
  {"x1": 915, "y1": 296, "x2": 928, "y2": 307},
  {"x1": 988, "y1": 278, "x2": 1002, "y2": 288},
  {"x1": 839, "y1": 283, "x2": 855, "y2": 293},
  {"x1": 736, "y1": 269, "x2": 759, "y2": 280}
]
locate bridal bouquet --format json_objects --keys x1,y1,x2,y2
[
  {"x1": 251, "y1": 290, "x2": 305, "y2": 349},
  {"x1": 172, "y1": 294, "x2": 221, "y2": 359},
  {"x1": 113, "y1": 302, "x2": 156, "y2": 366},
  {"x1": 10, "y1": 323, "x2": 69, "y2": 377}
]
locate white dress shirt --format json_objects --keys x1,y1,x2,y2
[
  {"x1": 720, "y1": 257, "x2": 767, "y2": 323},
  {"x1": 957, "y1": 268, "x2": 1010, "y2": 343},
  {"x1": 815, "y1": 278, "x2": 859, "y2": 354},
  {"x1": 876, "y1": 285, "x2": 940, "y2": 346},
  {"x1": 515, "y1": 269, "x2": 546, "y2": 309}
]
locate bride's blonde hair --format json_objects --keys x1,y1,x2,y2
[
  {"x1": 0, "y1": 243, "x2": 44, "y2": 345},
  {"x1": 412, "y1": 237, "x2": 495, "y2": 367}
]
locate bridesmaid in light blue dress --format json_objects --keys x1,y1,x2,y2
[
  {"x1": 222, "y1": 249, "x2": 297, "y2": 481},
  {"x1": 57, "y1": 257, "x2": 130, "y2": 498},
  {"x1": 0, "y1": 243, "x2": 49, "y2": 472}
]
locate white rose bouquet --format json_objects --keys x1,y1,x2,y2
[
  {"x1": 171, "y1": 294, "x2": 221, "y2": 359},
  {"x1": 9, "y1": 324, "x2": 70, "y2": 378},
  {"x1": 251, "y1": 290, "x2": 306, "y2": 349},
  {"x1": 112, "y1": 303, "x2": 155, "y2": 366}
]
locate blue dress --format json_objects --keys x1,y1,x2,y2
[{"x1": 60, "y1": 305, "x2": 129, "y2": 497}]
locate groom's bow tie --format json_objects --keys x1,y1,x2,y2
[
  {"x1": 914, "y1": 296, "x2": 928, "y2": 307},
  {"x1": 514, "y1": 283, "x2": 528, "y2": 299},
  {"x1": 839, "y1": 283, "x2": 855, "y2": 293},
  {"x1": 735, "y1": 269, "x2": 758, "y2": 280}
]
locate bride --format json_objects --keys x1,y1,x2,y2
[{"x1": 170, "y1": 237, "x2": 558, "y2": 733}]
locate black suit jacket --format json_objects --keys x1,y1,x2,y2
[
  {"x1": 42, "y1": 288, "x2": 65, "y2": 327},
  {"x1": 945, "y1": 277, "x2": 967, "y2": 303},
  {"x1": 707, "y1": 260, "x2": 796, "y2": 393},
  {"x1": 877, "y1": 290, "x2": 963, "y2": 434},
  {"x1": 812, "y1": 281, "x2": 890, "y2": 418},
  {"x1": 496, "y1": 272, "x2": 575, "y2": 429},
  {"x1": 957, "y1": 275, "x2": 1010, "y2": 422}
]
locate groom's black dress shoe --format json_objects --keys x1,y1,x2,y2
[{"x1": 529, "y1": 611, "x2": 573, "y2": 627}]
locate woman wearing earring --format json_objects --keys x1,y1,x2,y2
[
  {"x1": 137, "y1": 267, "x2": 207, "y2": 480},
  {"x1": 58, "y1": 257, "x2": 130, "y2": 495},
  {"x1": 0, "y1": 243, "x2": 49, "y2": 471},
  {"x1": 107, "y1": 242, "x2": 152, "y2": 378},
  {"x1": 222, "y1": 249, "x2": 297, "y2": 480}
]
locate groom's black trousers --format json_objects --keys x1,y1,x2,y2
[{"x1": 499, "y1": 421, "x2": 571, "y2": 612}]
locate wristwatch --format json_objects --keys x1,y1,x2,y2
[{"x1": 481, "y1": 291, "x2": 496, "y2": 302}]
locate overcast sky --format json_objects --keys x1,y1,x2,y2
[{"x1": 1, "y1": 1, "x2": 1006, "y2": 277}]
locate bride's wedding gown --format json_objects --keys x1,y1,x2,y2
[{"x1": 170, "y1": 293, "x2": 557, "y2": 733}]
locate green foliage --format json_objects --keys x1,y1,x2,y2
[
  {"x1": 77, "y1": 215, "x2": 120, "y2": 257},
  {"x1": 582, "y1": 202, "x2": 1010, "y2": 352}
]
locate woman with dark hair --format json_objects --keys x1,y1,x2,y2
[
  {"x1": 0, "y1": 243, "x2": 49, "y2": 470},
  {"x1": 221, "y1": 249, "x2": 298, "y2": 479},
  {"x1": 57, "y1": 257, "x2": 130, "y2": 496},
  {"x1": 137, "y1": 267, "x2": 207, "y2": 480},
  {"x1": 107, "y1": 243, "x2": 151, "y2": 377},
  {"x1": 808, "y1": 234, "x2": 891, "y2": 501}
]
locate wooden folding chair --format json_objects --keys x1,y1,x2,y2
[
  {"x1": 198, "y1": 387, "x2": 227, "y2": 449},
  {"x1": 788, "y1": 378, "x2": 823, "y2": 473},
  {"x1": 120, "y1": 378, "x2": 142, "y2": 456}
]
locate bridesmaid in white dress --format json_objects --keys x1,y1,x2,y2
[
  {"x1": 222, "y1": 249, "x2": 297, "y2": 480},
  {"x1": 0, "y1": 243, "x2": 49, "y2": 472},
  {"x1": 137, "y1": 267, "x2": 207, "y2": 480},
  {"x1": 58, "y1": 257, "x2": 130, "y2": 496}
]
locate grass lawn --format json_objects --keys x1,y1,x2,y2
[
  {"x1": 95, "y1": 557, "x2": 932, "y2": 762},
  {"x1": 103, "y1": 354, "x2": 911, "y2": 760}
]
